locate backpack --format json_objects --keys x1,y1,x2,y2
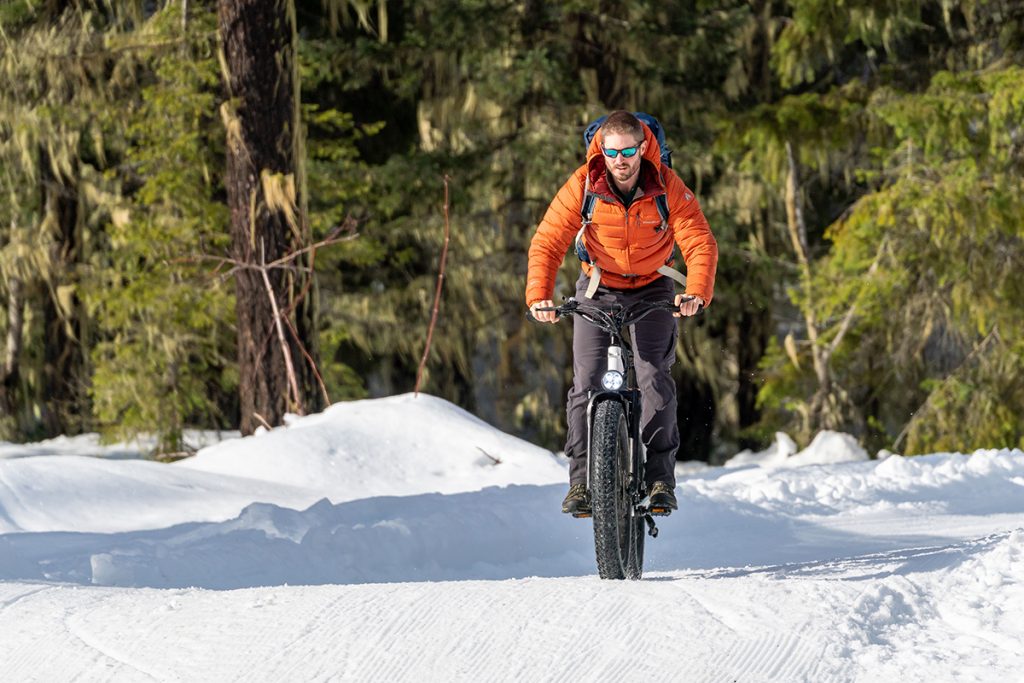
[{"x1": 575, "y1": 112, "x2": 685, "y2": 297}]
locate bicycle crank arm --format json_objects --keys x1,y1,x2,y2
[{"x1": 644, "y1": 514, "x2": 659, "y2": 538}]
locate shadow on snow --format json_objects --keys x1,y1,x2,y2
[{"x1": 1, "y1": 483, "x2": 1017, "y2": 590}]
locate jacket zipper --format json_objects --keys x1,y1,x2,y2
[{"x1": 623, "y1": 204, "x2": 632, "y2": 273}]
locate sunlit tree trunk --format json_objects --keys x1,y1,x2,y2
[
  {"x1": 1, "y1": 276, "x2": 24, "y2": 432},
  {"x1": 39, "y1": 151, "x2": 86, "y2": 437}
]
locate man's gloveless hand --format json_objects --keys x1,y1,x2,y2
[
  {"x1": 674, "y1": 294, "x2": 704, "y2": 318},
  {"x1": 530, "y1": 300, "x2": 558, "y2": 323}
]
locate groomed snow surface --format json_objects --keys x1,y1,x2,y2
[{"x1": 1, "y1": 394, "x2": 1023, "y2": 681}]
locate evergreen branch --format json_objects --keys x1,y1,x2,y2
[
  {"x1": 892, "y1": 325, "x2": 1002, "y2": 452},
  {"x1": 826, "y1": 238, "x2": 888, "y2": 358}
]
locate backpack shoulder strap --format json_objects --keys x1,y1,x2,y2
[
  {"x1": 654, "y1": 193, "x2": 670, "y2": 233},
  {"x1": 580, "y1": 177, "x2": 597, "y2": 226},
  {"x1": 575, "y1": 175, "x2": 596, "y2": 264}
]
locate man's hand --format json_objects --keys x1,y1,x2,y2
[
  {"x1": 674, "y1": 294, "x2": 704, "y2": 318},
  {"x1": 530, "y1": 300, "x2": 558, "y2": 323}
]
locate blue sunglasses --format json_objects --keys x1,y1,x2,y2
[{"x1": 602, "y1": 145, "x2": 641, "y2": 159}]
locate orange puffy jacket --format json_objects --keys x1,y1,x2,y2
[{"x1": 525, "y1": 124, "x2": 718, "y2": 307}]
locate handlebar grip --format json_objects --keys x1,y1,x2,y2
[
  {"x1": 526, "y1": 306, "x2": 560, "y2": 322},
  {"x1": 678, "y1": 295, "x2": 704, "y2": 315}
]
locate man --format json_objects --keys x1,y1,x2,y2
[{"x1": 525, "y1": 111, "x2": 718, "y2": 515}]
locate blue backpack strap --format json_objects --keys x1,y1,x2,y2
[
  {"x1": 653, "y1": 185, "x2": 678, "y2": 269},
  {"x1": 654, "y1": 194, "x2": 670, "y2": 233},
  {"x1": 575, "y1": 176, "x2": 595, "y2": 264}
]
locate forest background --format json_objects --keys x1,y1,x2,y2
[{"x1": 1, "y1": 0, "x2": 1022, "y2": 461}]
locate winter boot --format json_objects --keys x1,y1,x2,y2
[
  {"x1": 562, "y1": 483, "x2": 592, "y2": 517},
  {"x1": 649, "y1": 481, "x2": 677, "y2": 515}
]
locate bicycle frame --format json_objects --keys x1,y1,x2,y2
[{"x1": 537, "y1": 296, "x2": 685, "y2": 534}]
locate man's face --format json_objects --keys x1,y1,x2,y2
[{"x1": 601, "y1": 131, "x2": 647, "y2": 189}]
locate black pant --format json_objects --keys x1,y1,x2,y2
[{"x1": 565, "y1": 272, "x2": 679, "y2": 487}]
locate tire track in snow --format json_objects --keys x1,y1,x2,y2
[
  {"x1": 0, "y1": 583, "x2": 166, "y2": 682},
  {"x1": 63, "y1": 596, "x2": 170, "y2": 682},
  {"x1": 0, "y1": 582, "x2": 56, "y2": 610},
  {"x1": 724, "y1": 629, "x2": 829, "y2": 683},
  {"x1": 340, "y1": 584, "x2": 459, "y2": 681},
  {"x1": 263, "y1": 592, "x2": 357, "y2": 681},
  {"x1": 0, "y1": 584, "x2": 65, "y2": 678}
]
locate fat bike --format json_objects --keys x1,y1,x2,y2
[{"x1": 531, "y1": 296, "x2": 699, "y2": 580}]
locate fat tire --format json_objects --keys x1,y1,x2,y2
[{"x1": 591, "y1": 399, "x2": 641, "y2": 580}]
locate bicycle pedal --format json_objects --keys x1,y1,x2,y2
[{"x1": 649, "y1": 507, "x2": 672, "y2": 517}]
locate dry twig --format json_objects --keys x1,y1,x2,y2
[{"x1": 415, "y1": 175, "x2": 452, "y2": 396}]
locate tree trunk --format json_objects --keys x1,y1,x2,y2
[
  {"x1": 1, "y1": 276, "x2": 24, "y2": 432},
  {"x1": 39, "y1": 150, "x2": 85, "y2": 437},
  {"x1": 219, "y1": 0, "x2": 319, "y2": 434},
  {"x1": 785, "y1": 141, "x2": 842, "y2": 437},
  {"x1": 736, "y1": 308, "x2": 770, "y2": 447}
]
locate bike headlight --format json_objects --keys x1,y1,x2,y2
[{"x1": 601, "y1": 370, "x2": 624, "y2": 390}]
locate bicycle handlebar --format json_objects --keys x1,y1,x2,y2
[{"x1": 527, "y1": 296, "x2": 702, "y2": 334}]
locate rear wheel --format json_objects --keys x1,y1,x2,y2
[{"x1": 590, "y1": 399, "x2": 642, "y2": 580}]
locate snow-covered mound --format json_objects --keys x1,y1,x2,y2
[
  {"x1": 177, "y1": 393, "x2": 566, "y2": 498},
  {"x1": 725, "y1": 431, "x2": 798, "y2": 467},
  {"x1": 0, "y1": 394, "x2": 564, "y2": 534},
  {"x1": 0, "y1": 430, "x2": 238, "y2": 460},
  {"x1": 0, "y1": 455, "x2": 316, "y2": 534},
  {"x1": 725, "y1": 429, "x2": 868, "y2": 468}
]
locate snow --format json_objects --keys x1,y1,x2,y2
[
  {"x1": 724, "y1": 429, "x2": 868, "y2": 469},
  {"x1": 178, "y1": 393, "x2": 566, "y2": 498},
  {"x1": 1, "y1": 393, "x2": 1023, "y2": 681},
  {"x1": 0, "y1": 430, "x2": 239, "y2": 461}
]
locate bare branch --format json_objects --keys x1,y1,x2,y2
[
  {"x1": 281, "y1": 309, "x2": 331, "y2": 407},
  {"x1": 415, "y1": 175, "x2": 452, "y2": 396},
  {"x1": 477, "y1": 447, "x2": 502, "y2": 465},
  {"x1": 252, "y1": 412, "x2": 273, "y2": 431},
  {"x1": 258, "y1": 238, "x2": 303, "y2": 416}
]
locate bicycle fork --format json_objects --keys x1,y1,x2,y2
[{"x1": 585, "y1": 343, "x2": 660, "y2": 538}]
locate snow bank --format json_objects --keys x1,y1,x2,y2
[
  {"x1": 725, "y1": 430, "x2": 868, "y2": 469},
  {"x1": 725, "y1": 432, "x2": 798, "y2": 468},
  {"x1": 0, "y1": 430, "x2": 238, "y2": 460},
  {"x1": 0, "y1": 486, "x2": 593, "y2": 588},
  {"x1": 177, "y1": 393, "x2": 566, "y2": 498},
  {"x1": 4, "y1": 447, "x2": 1023, "y2": 589},
  {"x1": 788, "y1": 430, "x2": 869, "y2": 466},
  {"x1": 0, "y1": 394, "x2": 563, "y2": 534},
  {"x1": 0, "y1": 455, "x2": 318, "y2": 534}
]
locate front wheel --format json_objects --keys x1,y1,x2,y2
[{"x1": 590, "y1": 399, "x2": 643, "y2": 580}]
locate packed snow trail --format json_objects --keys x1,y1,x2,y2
[
  {"x1": 1, "y1": 394, "x2": 1023, "y2": 681},
  {"x1": 2, "y1": 529, "x2": 1022, "y2": 681}
]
